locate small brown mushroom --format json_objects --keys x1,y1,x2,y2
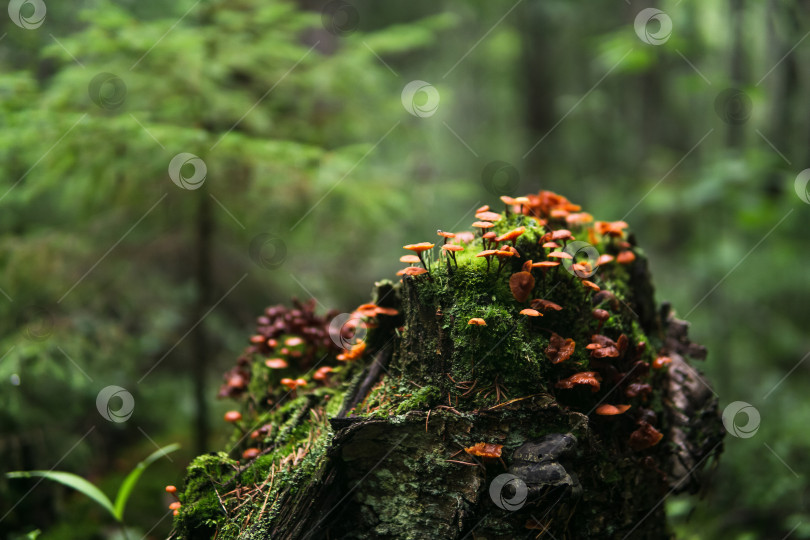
[
  {"x1": 242, "y1": 447, "x2": 261, "y2": 460},
  {"x1": 652, "y1": 356, "x2": 672, "y2": 369},
  {"x1": 545, "y1": 332, "x2": 575, "y2": 364},
  {"x1": 617, "y1": 250, "x2": 636, "y2": 264},
  {"x1": 509, "y1": 271, "x2": 535, "y2": 303},
  {"x1": 591, "y1": 308, "x2": 610, "y2": 332},
  {"x1": 531, "y1": 299, "x2": 563, "y2": 312},
  {"x1": 555, "y1": 371, "x2": 601, "y2": 392},
  {"x1": 519, "y1": 308, "x2": 542, "y2": 317},
  {"x1": 628, "y1": 422, "x2": 664, "y2": 451}
]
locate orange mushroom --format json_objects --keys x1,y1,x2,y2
[
  {"x1": 595, "y1": 404, "x2": 631, "y2": 416},
  {"x1": 652, "y1": 356, "x2": 672, "y2": 369},
  {"x1": 581, "y1": 280, "x2": 600, "y2": 292},
  {"x1": 495, "y1": 226, "x2": 526, "y2": 245},
  {"x1": 617, "y1": 250, "x2": 636, "y2": 264},
  {"x1": 596, "y1": 254, "x2": 615, "y2": 266},
  {"x1": 476, "y1": 204, "x2": 490, "y2": 213},
  {"x1": 313, "y1": 366, "x2": 333, "y2": 381},
  {"x1": 224, "y1": 410, "x2": 242, "y2": 423},
  {"x1": 242, "y1": 447, "x2": 261, "y2": 460},
  {"x1": 400, "y1": 266, "x2": 429, "y2": 276},
  {"x1": 464, "y1": 442, "x2": 503, "y2": 458},
  {"x1": 519, "y1": 308, "x2": 542, "y2": 317},
  {"x1": 467, "y1": 318, "x2": 487, "y2": 326},
  {"x1": 400, "y1": 254, "x2": 421, "y2": 264},
  {"x1": 403, "y1": 242, "x2": 434, "y2": 274},
  {"x1": 547, "y1": 251, "x2": 573, "y2": 260},
  {"x1": 442, "y1": 244, "x2": 463, "y2": 269},
  {"x1": 475, "y1": 211, "x2": 502, "y2": 222},
  {"x1": 265, "y1": 358, "x2": 289, "y2": 369}
]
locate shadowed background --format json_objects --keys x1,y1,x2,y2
[{"x1": 1, "y1": 0, "x2": 809, "y2": 538}]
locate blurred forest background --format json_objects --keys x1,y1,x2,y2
[{"x1": 1, "y1": 0, "x2": 809, "y2": 538}]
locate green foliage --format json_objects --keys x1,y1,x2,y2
[{"x1": 7, "y1": 443, "x2": 179, "y2": 525}]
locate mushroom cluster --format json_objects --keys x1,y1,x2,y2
[{"x1": 392, "y1": 189, "x2": 676, "y2": 453}]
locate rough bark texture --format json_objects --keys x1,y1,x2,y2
[{"x1": 172, "y1": 197, "x2": 724, "y2": 539}]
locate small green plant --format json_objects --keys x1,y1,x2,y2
[{"x1": 7, "y1": 443, "x2": 180, "y2": 537}]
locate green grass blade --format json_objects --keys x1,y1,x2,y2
[
  {"x1": 113, "y1": 443, "x2": 180, "y2": 521},
  {"x1": 6, "y1": 471, "x2": 116, "y2": 520}
]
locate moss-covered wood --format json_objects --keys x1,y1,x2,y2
[{"x1": 172, "y1": 192, "x2": 724, "y2": 539}]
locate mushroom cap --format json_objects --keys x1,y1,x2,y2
[
  {"x1": 401, "y1": 266, "x2": 429, "y2": 276},
  {"x1": 532, "y1": 261, "x2": 560, "y2": 269},
  {"x1": 265, "y1": 358, "x2": 289, "y2": 369},
  {"x1": 313, "y1": 366, "x2": 333, "y2": 381},
  {"x1": 628, "y1": 422, "x2": 664, "y2": 451},
  {"x1": 652, "y1": 355, "x2": 672, "y2": 369},
  {"x1": 500, "y1": 195, "x2": 517, "y2": 205},
  {"x1": 475, "y1": 211, "x2": 502, "y2": 222},
  {"x1": 453, "y1": 231, "x2": 475, "y2": 244},
  {"x1": 242, "y1": 448, "x2": 261, "y2": 459},
  {"x1": 522, "y1": 259, "x2": 533, "y2": 272},
  {"x1": 471, "y1": 221, "x2": 495, "y2": 229},
  {"x1": 592, "y1": 308, "x2": 610, "y2": 322},
  {"x1": 514, "y1": 196, "x2": 530, "y2": 204},
  {"x1": 482, "y1": 231, "x2": 497, "y2": 240},
  {"x1": 475, "y1": 249, "x2": 498, "y2": 257},
  {"x1": 519, "y1": 308, "x2": 542, "y2": 317},
  {"x1": 165, "y1": 485, "x2": 177, "y2": 494},
  {"x1": 531, "y1": 299, "x2": 563, "y2": 312},
  {"x1": 542, "y1": 241, "x2": 561, "y2": 249},
  {"x1": 169, "y1": 501, "x2": 181, "y2": 510},
  {"x1": 224, "y1": 410, "x2": 242, "y2": 423},
  {"x1": 495, "y1": 250, "x2": 515, "y2": 257},
  {"x1": 551, "y1": 229, "x2": 574, "y2": 240},
  {"x1": 400, "y1": 254, "x2": 421, "y2": 263},
  {"x1": 555, "y1": 371, "x2": 601, "y2": 392},
  {"x1": 403, "y1": 242, "x2": 435, "y2": 252},
  {"x1": 617, "y1": 250, "x2": 636, "y2": 264},
  {"x1": 285, "y1": 336, "x2": 303, "y2": 347},
  {"x1": 596, "y1": 254, "x2": 615, "y2": 266},
  {"x1": 545, "y1": 332, "x2": 576, "y2": 364},
  {"x1": 566, "y1": 212, "x2": 593, "y2": 225},
  {"x1": 476, "y1": 204, "x2": 490, "y2": 212},
  {"x1": 464, "y1": 442, "x2": 503, "y2": 458},
  {"x1": 496, "y1": 226, "x2": 526, "y2": 243},
  {"x1": 547, "y1": 251, "x2": 573, "y2": 260},
  {"x1": 375, "y1": 306, "x2": 399, "y2": 316},
  {"x1": 442, "y1": 244, "x2": 464, "y2": 252},
  {"x1": 437, "y1": 230, "x2": 456, "y2": 238},
  {"x1": 595, "y1": 404, "x2": 631, "y2": 416},
  {"x1": 467, "y1": 318, "x2": 487, "y2": 326},
  {"x1": 509, "y1": 271, "x2": 535, "y2": 303},
  {"x1": 581, "y1": 280, "x2": 601, "y2": 292}
]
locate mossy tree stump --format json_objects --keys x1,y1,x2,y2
[{"x1": 174, "y1": 192, "x2": 723, "y2": 539}]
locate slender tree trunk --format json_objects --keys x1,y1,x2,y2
[{"x1": 191, "y1": 187, "x2": 213, "y2": 453}]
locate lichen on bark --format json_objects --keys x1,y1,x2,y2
[{"x1": 172, "y1": 192, "x2": 724, "y2": 539}]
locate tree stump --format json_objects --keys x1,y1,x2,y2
[{"x1": 174, "y1": 193, "x2": 724, "y2": 539}]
